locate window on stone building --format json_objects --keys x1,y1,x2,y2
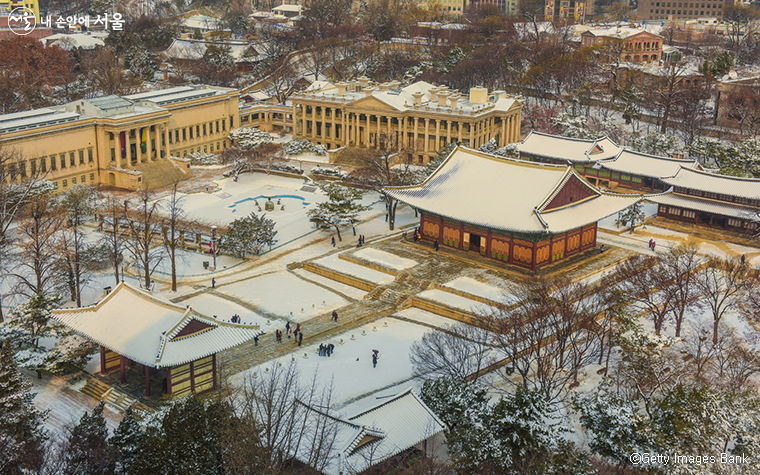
[
  {"x1": 70, "y1": 152, "x2": 75, "y2": 167},
  {"x1": 79, "y1": 150, "x2": 85, "y2": 164},
  {"x1": 50, "y1": 156, "x2": 56, "y2": 171},
  {"x1": 60, "y1": 154, "x2": 66, "y2": 169},
  {"x1": 88, "y1": 148, "x2": 93, "y2": 162}
]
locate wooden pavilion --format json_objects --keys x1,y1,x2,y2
[
  {"x1": 53, "y1": 282, "x2": 261, "y2": 397},
  {"x1": 385, "y1": 147, "x2": 644, "y2": 271}
]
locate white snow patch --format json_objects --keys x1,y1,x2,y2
[
  {"x1": 292, "y1": 269, "x2": 368, "y2": 299},
  {"x1": 442, "y1": 276, "x2": 512, "y2": 304},
  {"x1": 182, "y1": 293, "x2": 265, "y2": 326},
  {"x1": 230, "y1": 319, "x2": 432, "y2": 404},
  {"x1": 218, "y1": 271, "x2": 349, "y2": 322},
  {"x1": 313, "y1": 254, "x2": 395, "y2": 285},
  {"x1": 353, "y1": 248, "x2": 417, "y2": 270},
  {"x1": 417, "y1": 288, "x2": 499, "y2": 315}
]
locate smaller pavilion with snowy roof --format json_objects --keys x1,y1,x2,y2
[
  {"x1": 651, "y1": 167, "x2": 760, "y2": 234},
  {"x1": 385, "y1": 146, "x2": 643, "y2": 271},
  {"x1": 517, "y1": 131, "x2": 622, "y2": 164},
  {"x1": 53, "y1": 282, "x2": 261, "y2": 398},
  {"x1": 294, "y1": 388, "x2": 446, "y2": 475},
  {"x1": 516, "y1": 131, "x2": 701, "y2": 191}
]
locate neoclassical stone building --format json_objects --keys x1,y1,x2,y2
[
  {"x1": 240, "y1": 79, "x2": 523, "y2": 165},
  {"x1": 0, "y1": 85, "x2": 239, "y2": 191}
]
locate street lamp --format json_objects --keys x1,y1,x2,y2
[{"x1": 211, "y1": 225, "x2": 218, "y2": 269}]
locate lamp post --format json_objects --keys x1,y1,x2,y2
[{"x1": 211, "y1": 225, "x2": 218, "y2": 269}]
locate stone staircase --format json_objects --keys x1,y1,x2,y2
[
  {"x1": 219, "y1": 299, "x2": 396, "y2": 376},
  {"x1": 394, "y1": 272, "x2": 432, "y2": 291},
  {"x1": 364, "y1": 286, "x2": 409, "y2": 306},
  {"x1": 81, "y1": 376, "x2": 153, "y2": 417},
  {"x1": 132, "y1": 159, "x2": 191, "y2": 190}
]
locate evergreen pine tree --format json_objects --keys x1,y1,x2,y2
[
  {"x1": 61, "y1": 401, "x2": 115, "y2": 475},
  {"x1": 110, "y1": 406, "x2": 143, "y2": 474},
  {"x1": 0, "y1": 341, "x2": 48, "y2": 474}
]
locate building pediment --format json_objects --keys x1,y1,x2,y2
[{"x1": 349, "y1": 96, "x2": 400, "y2": 112}]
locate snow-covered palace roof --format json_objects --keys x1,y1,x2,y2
[
  {"x1": 599, "y1": 150, "x2": 700, "y2": 180},
  {"x1": 517, "y1": 131, "x2": 622, "y2": 162},
  {"x1": 662, "y1": 166, "x2": 760, "y2": 200},
  {"x1": 53, "y1": 282, "x2": 261, "y2": 369},
  {"x1": 385, "y1": 147, "x2": 642, "y2": 234},
  {"x1": 295, "y1": 388, "x2": 446, "y2": 475}
]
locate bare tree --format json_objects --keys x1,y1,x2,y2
[
  {"x1": 57, "y1": 185, "x2": 99, "y2": 306},
  {"x1": 98, "y1": 197, "x2": 126, "y2": 287},
  {"x1": 122, "y1": 189, "x2": 164, "y2": 289},
  {"x1": 0, "y1": 147, "x2": 44, "y2": 321},
  {"x1": 410, "y1": 322, "x2": 494, "y2": 382},
  {"x1": 661, "y1": 243, "x2": 704, "y2": 338},
  {"x1": 232, "y1": 361, "x2": 339, "y2": 474},
  {"x1": 613, "y1": 254, "x2": 672, "y2": 335},
  {"x1": 695, "y1": 256, "x2": 756, "y2": 344},
  {"x1": 348, "y1": 134, "x2": 419, "y2": 230},
  {"x1": 160, "y1": 184, "x2": 188, "y2": 292},
  {"x1": 11, "y1": 194, "x2": 64, "y2": 298},
  {"x1": 486, "y1": 276, "x2": 608, "y2": 403}
]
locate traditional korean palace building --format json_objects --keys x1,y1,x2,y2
[
  {"x1": 517, "y1": 131, "x2": 701, "y2": 191},
  {"x1": 385, "y1": 147, "x2": 642, "y2": 271},
  {"x1": 651, "y1": 167, "x2": 760, "y2": 234},
  {"x1": 242, "y1": 79, "x2": 523, "y2": 165},
  {"x1": 53, "y1": 282, "x2": 261, "y2": 398},
  {"x1": 294, "y1": 388, "x2": 446, "y2": 475},
  {"x1": 0, "y1": 85, "x2": 239, "y2": 191}
]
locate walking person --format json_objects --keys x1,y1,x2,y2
[
  {"x1": 372, "y1": 352, "x2": 378, "y2": 368},
  {"x1": 211, "y1": 277, "x2": 216, "y2": 288},
  {"x1": 286, "y1": 322, "x2": 291, "y2": 338},
  {"x1": 254, "y1": 335, "x2": 259, "y2": 346},
  {"x1": 331, "y1": 236, "x2": 336, "y2": 247},
  {"x1": 648, "y1": 239, "x2": 653, "y2": 251},
  {"x1": 332, "y1": 310, "x2": 338, "y2": 322},
  {"x1": 651, "y1": 240, "x2": 656, "y2": 252},
  {"x1": 298, "y1": 332, "x2": 303, "y2": 346},
  {"x1": 328, "y1": 343, "x2": 334, "y2": 357},
  {"x1": 434, "y1": 240, "x2": 439, "y2": 252},
  {"x1": 741, "y1": 254, "x2": 746, "y2": 265}
]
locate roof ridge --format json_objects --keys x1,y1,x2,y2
[
  {"x1": 528, "y1": 130, "x2": 600, "y2": 144},
  {"x1": 616, "y1": 148, "x2": 696, "y2": 163},
  {"x1": 348, "y1": 388, "x2": 415, "y2": 420},
  {"x1": 674, "y1": 165, "x2": 760, "y2": 182}
]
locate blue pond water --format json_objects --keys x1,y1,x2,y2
[{"x1": 228, "y1": 194, "x2": 309, "y2": 213}]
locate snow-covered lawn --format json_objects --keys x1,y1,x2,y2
[
  {"x1": 292, "y1": 269, "x2": 368, "y2": 300},
  {"x1": 442, "y1": 277, "x2": 512, "y2": 304},
  {"x1": 230, "y1": 319, "x2": 433, "y2": 405},
  {"x1": 148, "y1": 249, "x2": 245, "y2": 278},
  {"x1": 417, "y1": 288, "x2": 499, "y2": 315},
  {"x1": 394, "y1": 308, "x2": 459, "y2": 329},
  {"x1": 313, "y1": 254, "x2": 395, "y2": 285},
  {"x1": 218, "y1": 271, "x2": 349, "y2": 322},
  {"x1": 353, "y1": 248, "x2": 417, "y2": 270},
  {"x1": 182, "y1": 293, "x2": 265, "y2": 326}
]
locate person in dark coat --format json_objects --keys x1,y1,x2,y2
[
  {"x1": 372, "y1": 353, "x2": 378, "y2": 368},
  {"x1": 434, "y1": 240, "x2": 439, "y2": 252},
  {"x1": 286, "y1": 322, "x2": 291, "y2": 338},
  {"x1": 211, "y1": 277, "x2": 216, "y2": 288},
  {"x1": 332, "y1": 310, "x2": 338, "y2": 322},
  {"x1": 298, "y1": 332, "x2": 303, "y2": 346},
  {"x1": 319, "y1": 344, "x2": 324, "y2": 356},
  {"x1": 331, "y1": 236, "x2": 336, "y2": 247},
  {"x1": 254, "y1": 335, "x2": 259, "y2": 346},
  {"x1": 328, "y1": 343, "x2": 334, "y2": 357}
]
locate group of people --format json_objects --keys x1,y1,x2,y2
[
  {"x1": 319, "y1": 343, "x2": 335, "y2": 357},
  {"x1": 648, "y1": 239, "x2": 657, "y2": 252},
  {"x1": 275, "y1": 322, "x2": 304, "y2": 346},
  {"x1": 356, "y1": 235, "x2": 366, "y2": 247},
  {"x1": 331, "y1": 310, "x2": 338, "y2": 322},
  {"x1": 231, "y1": 314, "x2": 242, "y2": 323}
]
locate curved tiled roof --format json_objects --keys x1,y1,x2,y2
[
  {"x1": 662, "y1": 166, "x2": 760, "y2": 200},
  {"x1": 384, "y1": 147, "x2": 642, "y2": 234},
  {"x1": 53, "y1": 282, "x2": 261, "y2": 368}
]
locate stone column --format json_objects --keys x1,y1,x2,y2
[
  {"x1": 435, "y1": 119, "x2": 441, "y2": 151},
  {"x1": 458, "y1": 121, "x2": 463, "y2": 143},
  {"x1": 128, "y1": 129, "x2": 135, "y2": 168},
  {"x1": 321, "y1": 107, "x2": 326, "y2": 141},
  {"x1": 292, "y1": 103, "x2": 297, "y2": 135},
  {"x1": 447, "y1": 120, "x2": 451, "y2": 143},
  {"x1": 413, "y1": 117, "x2": 419, "y2": 151},
  {"x1": 424, "y1": 118, "x2": 430, "y2": 153},
  {"x1": 501, "y1": 117, "x2": 508, "y2": 146}
]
